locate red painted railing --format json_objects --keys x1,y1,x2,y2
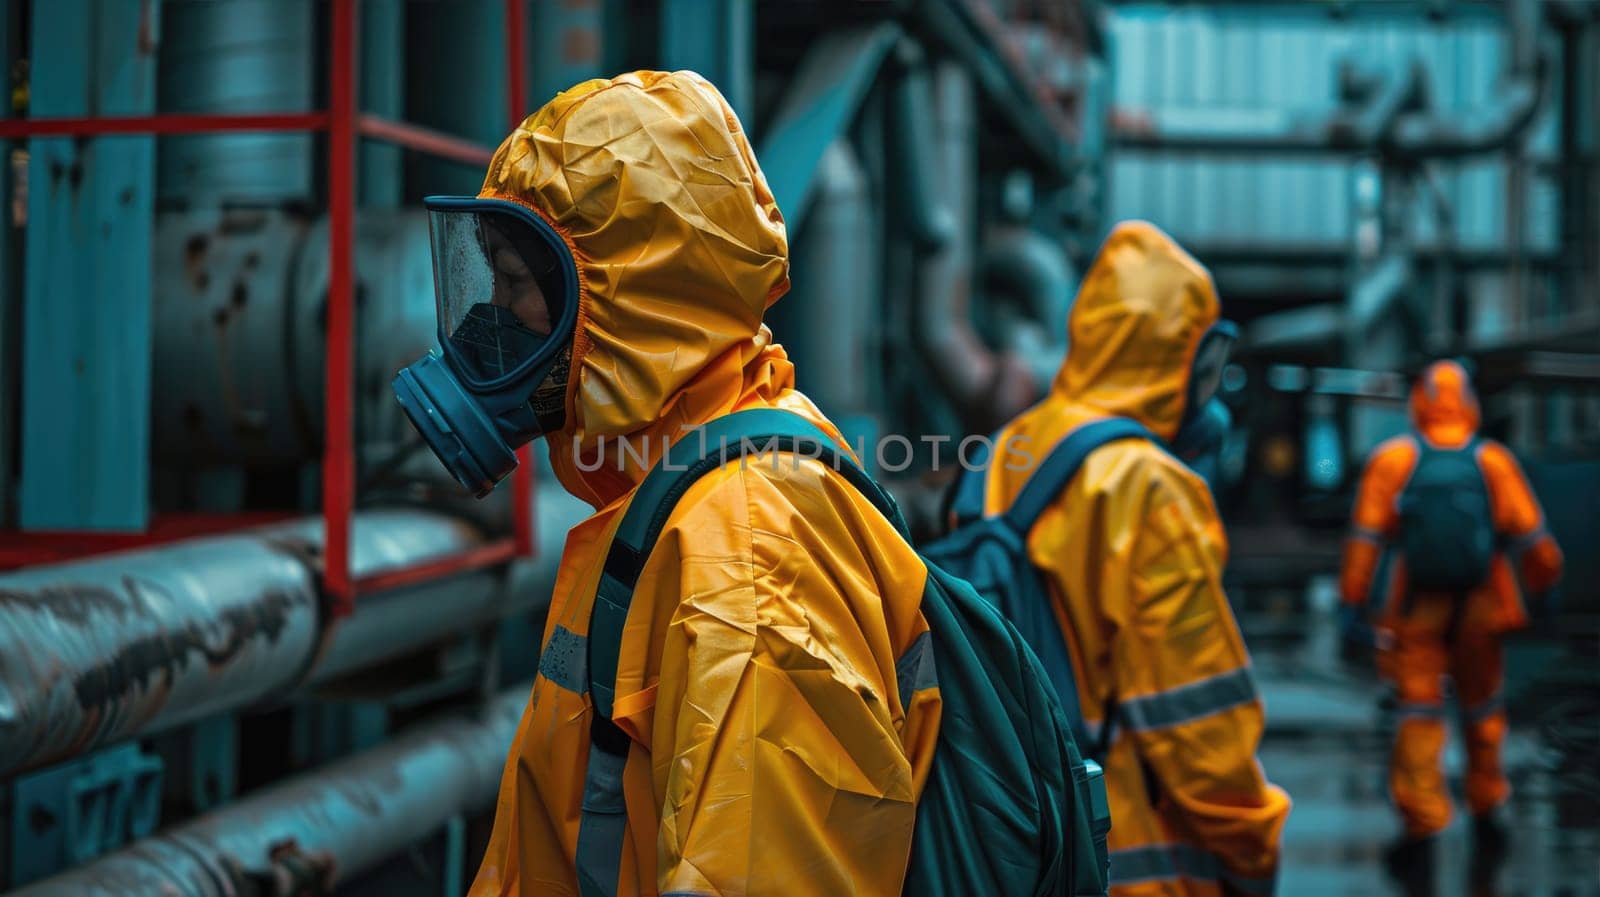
[{"x1": 0, "y1": 0, "x2": 536, "y2": 615}]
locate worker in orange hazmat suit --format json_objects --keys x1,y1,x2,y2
[
  {"x1": 1341, "y1": 360, "x2": 1563, "y2": 883},
  {"x1": 455, "y1": 72, "x2": 942, "y2": 897},
  {"x1": 980, "y1": 221, "x2": 1290, "y2": 896}
]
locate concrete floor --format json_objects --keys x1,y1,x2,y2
[{"x1": 1249, "y1": 594, "x2": 1600, "y2": 897}]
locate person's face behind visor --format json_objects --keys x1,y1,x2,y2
[
  {"x1": 1188, "y1": 320, "x2": 1238, "y2": 414},
  {"x1": 393, "y1": 197, "x2": 579, "y2": 499},
  {"x1": 485, "y1": 218, "x2": 552, "y2": 337},
  {"x1": 430, "y1": 204, "x2": 570, "y2": 388}
]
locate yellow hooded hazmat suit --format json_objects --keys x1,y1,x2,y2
[
  {"x1": 982, "y1": 222, "x2": 1290, "y2": 897},
  {"x1": 466, "y1": 72, "x2": 942, "y2": 897}
]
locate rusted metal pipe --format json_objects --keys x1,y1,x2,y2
[
  {"x1": 4, "y1": 684, "x2": 528, "y2": 897},
  {"x1": 981, "y1": 226, "x2": 1075, "y2": 392},
  {"x1": 0, "y1": 490, "x2": 581, "y2": 780},
  {"x1": 785, "y1": 140, "x2": 881, "y2": 447},
  {"x1": 901, "y1": 62, "x2": 1038, "y2": 433},
  {"x1": 887, "y1": 47, "x2": 955, "y2": 253}
]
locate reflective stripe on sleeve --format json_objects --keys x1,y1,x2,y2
[
  {"x1": 537, "y1": 624, "x2": 589, "y2": 693},
  {"x1": 1110, "y1": 844, "x2": 1276, "y2": 895},
  {"x1": 1350, "y1": 525, "x2": 1387, "y2": 544},
  {"x1": 1504, "y1": 526, "x2": 1549, "y2": 556},
  {"x1": 1118, "y1": 667, "x2": 1259, "y2": 733},
  {"x1": 1397, "y1": 702, "x2": 1446, "y2": 720},
  {"x1": 895, "y1": 629, "x2": 938, "y2": 701}
]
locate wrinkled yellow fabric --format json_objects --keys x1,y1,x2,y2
[
  {"x1": 467, "y1": 71, "x2": 941, "y2": 897},
  {"x1": 480, "y1": 70, "x2": 790, "y2": 509},
  {"x1": 986, "y1": 222, "x2": 1290, "y2": 896}
]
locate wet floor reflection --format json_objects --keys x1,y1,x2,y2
[
  {"x1": 1261, "y1": 732, "x2": 1600, "y2": 896},
  {"x1": 1246, "y1": 580, "x2": 1600, "y2": 897}
]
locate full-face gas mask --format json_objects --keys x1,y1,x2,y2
[
  {"x1": 392, "y1": 197, "x2": 580, "y2": 498},
  {"x1": 1172, "y1": 319, "x2": 1238, "y2": 458}
]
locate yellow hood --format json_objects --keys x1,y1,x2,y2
[
  {"x1": 1410, "y1": 360, "x2": 1480, "y2": 447},
  {"x1": 1055, "y1": 221, "x2": 1220, "y2": 440},
  {"x1": 480, "y1": 71, "x2": 793, "y2": 507}
]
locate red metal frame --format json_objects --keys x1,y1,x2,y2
[
  {"x1": 503, "y1": 0, "x2": 538, "y2": 561},
  {"x1": 0, "y1": 513, "x2": 299, "y2": 571},
  {"x1": 355, "y1": 115, "x2": 497, "y2": 167},
  {"x1": 324, "y1": 0, "x2": 358, "y2": 607},
  {"x1": 0, "y1": 113, "x2": 330, "y2": 138},
  {"x1": 1, "y1": 0, "x2": 537, "y2": 609}
]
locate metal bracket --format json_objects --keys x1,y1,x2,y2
[{"x1": 7, "y1": 743, "x2": 162, "y2": 887}]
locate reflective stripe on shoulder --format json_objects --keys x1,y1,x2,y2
[
  {"x1": 538, "y1": 624, "x2": 588, "y2": 693},
  {"x1": 895, "y1": 629, "x2": 938, "y2": 701},
  {"x1": 1118, "y1": 667, "x2": 1258, "y2": 733},
  {"x1": 1110, "y1": 844, "x2": 1275, "y2": 896}
]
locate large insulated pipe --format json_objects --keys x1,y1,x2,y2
[
  {"x1": 0, "y1": 489, "x2": 582, "y2": 779},
  {"x1": 785, "y1": 141, "x2": 879, "y2": 447},
  {"x1": 981, "y1": 226, "x2": 1075, "y2": 392},
  {"x1": 5, "y1": 684, "x2": 528, "y2": 897},
  {"x1": 898, "y1": 60, "x2": 1037, "y2": 433},
  {"x1": 157, "y1": 0, "x2": 315, "y2": 206},
  {"x1": 150, "y1": 209, "x2": 437, "y2": 468}
]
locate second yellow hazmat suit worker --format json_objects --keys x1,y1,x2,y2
[
  {"x1": 982, "y1": 222, "x2": 1290, "y2": 897},
  {"x1": 465, "y1": 72, "x2": 942, "y2": 897}
]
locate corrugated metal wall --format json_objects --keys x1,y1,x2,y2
[{"x1": 1108, "y1": 5, "x2": 1560, "y2": 251}]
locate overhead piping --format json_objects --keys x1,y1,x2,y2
[{"x1": 1113, "y1": 0, "x2": 1547, "y2": 160}]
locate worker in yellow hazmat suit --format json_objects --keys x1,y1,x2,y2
[
  {"x1": 983, "y1": 221, "x2": 1290, "y2": 896},
  {"x1": 463, "y1": 72, "x2": 942, "y2": 897}
]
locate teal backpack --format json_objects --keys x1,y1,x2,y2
[
  {"x1": 926, "y1": 417, "x2": 1153, "y2": 763},
  {"x1": 575, "y1": 409, "x2": 1111, "y2": 897},
  {"x1": 1398, "y1": 436, "x2": 1496, "y2": 594}
]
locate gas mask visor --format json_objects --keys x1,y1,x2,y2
[
  {"x1": 1172, "y1": 319, "x2": 1238, "y2": 455},
  {"x1": 393, "y1": 196, "x2": 580, "y2": 498},
  {"x1": 1186, "y1": 319, "x2": 1239, "y2": 414}
]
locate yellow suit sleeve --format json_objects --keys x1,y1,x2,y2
[
  {"x1": 1112, "y1": 459, "x2": 1291, "y2": 892},
  {"x1": 647, "y1": 461, "x2": 923, "y2": 897}
]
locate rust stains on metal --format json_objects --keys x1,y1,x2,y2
[
  {"x1": 70, "y1": 579, "x2": 303, "y2": 712},
  {"x1": 0, "y1": 582, "x2": 133, "y2": 626}
]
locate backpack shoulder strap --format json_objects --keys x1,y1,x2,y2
[
  {"x1": 589, "y1": 407, "x2": 904, "y2": 721},
  {"x1": 1002, "y1": 417, "x2": 1153, "y2": 534},
  {"x1": 577, "y1": 408, "x2": 907, "y2": 896},
  {"x1": 946, "y1": 431, "x2": 999, "y2": 527}
]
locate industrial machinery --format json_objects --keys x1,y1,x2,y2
[
  {"x1": 2, "y1": 0, "x2": 1596, "y2": 893},
  {"x1": 0, "y1": 1, "x2": 1106, "y2": 892}
]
